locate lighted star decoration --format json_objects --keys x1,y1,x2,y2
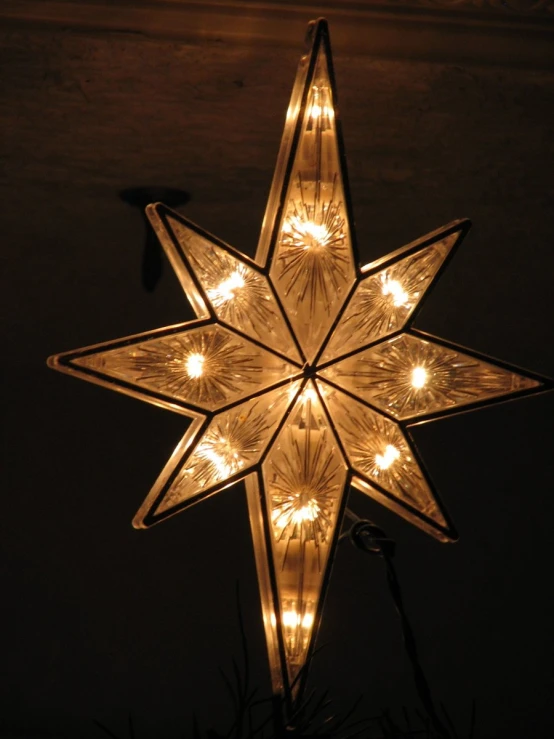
[{"x1": 49, "y1": 19, "x2": 550, "y2": 709}]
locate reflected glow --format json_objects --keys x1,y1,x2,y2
[
  {"x1": 375, "y1": 444, "x2": 400, "y2": 470},
  {"x1": 411, "y1": 366, "x2": 428, "y2": 389},
  {"x1": 185, "y1": 353, "x2": 205, "y2": 378},
  {"x1": 382, "y1": 277, "x2": 409, "y2": 307},
  {"x1": 208, "y1": 270, "x2": 246, "y2": 305}
]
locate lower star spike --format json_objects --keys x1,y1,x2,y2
[{"x1": 261, "y1": 381, "x2": 348, "y2": 696}]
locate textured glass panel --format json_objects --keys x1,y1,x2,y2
[
  {"x1": 319, "y1": 381, "x2": 447, "y2": 527},
  {"x1": 145, "y1": 204, "x2": 209, "y2": 320},
  {"x1": 269, "y1": 46, "x2": 356, "y2": 363},
  {"x1": 321, "y1": 233, "x2": 458, "y2": 362},
  {"x1": 157, "y1": 382, "x2": 301, "y2": 514},
  {"x1": 320, "y1": 333, "x2": 540, "y2": 420},
  {"x1": 351, "y1": 477, "x2": 452, "y2": 543},
  {"x1": 245, "y1": 475, "x2": 283, "y2": 694},
  {"x1": 255, "y1": 23, "x2": 312, "y2": 268},
  {"x1": 72, "y1": 325, "x2": 299, "y2": 412},
  {"x1": 164, "y1": 215, "x2": 301, "y2": 363},
  {"x1": 262, "y1": 381, "x2": 347, "y2": 688},
  {"x1": 132, "y1": 414, "x2": 205, "y2": 528}
]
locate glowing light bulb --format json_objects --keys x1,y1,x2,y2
[
  {"x1": 375, "y1": 444, "x2": 400, "y2": 470},
  {"x1": 411, "y1": 366, "x2": 428, "y2": 389},
  {"x1": 197, "y1": 436, "x2": 241, "y2": 479},
  {"x1": 382, "y1": 278, "x2": 409, "y2": 308},
  {"x1": 283, "y1": 610, "x2": 300, "y2": 628},
  {"x1": 281, "y1": 608, "x2": 314, "y2": 630},
  {"x1": 301, "y1": 386, "x2": 317, "y2": 403},
  {"x1": 301, "y1": 220, "x2": 330, "y2": 247},
  {"x1": 208, "y1": 270, "x2": 245, "y2": 305},
  {"x1": 291, "y1": 499, "x2": 320, "y2": 524},
  {"x1": 185, "y1": 353, "x2": 205, "y2": 379},
  {"x1": 283, "y1": 215, "x2": 331, "y2": 249},
  {"x1": 271, "y1": 600, "x2": 314, "y2": 657},
  {"x1": 288, "y1": 384, "x2": 321, "y2": 404},
  {"x1": 202, "y1": 449, "x2": 230, "y2": 477},
  {"x1": 271, "y1": 489, "x2": 321, "y2": 533},
  {"x1": 308, "y1": 86, "x2": 334, "y2": 127},
  {"x1": 301, "y1": 612, "x2": 314, "y2": 629}
]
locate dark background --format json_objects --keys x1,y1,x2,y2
[{"x1": 2, "y1": 3, "x2": 554, "y2": 737}]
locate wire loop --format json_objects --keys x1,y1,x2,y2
[{"x1": 349, "y1": 519, "x2": 396, "y2": 558}]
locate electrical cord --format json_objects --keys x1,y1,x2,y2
[{"x1": 344, "y1": 507, "x2": 451, "y2": 739}]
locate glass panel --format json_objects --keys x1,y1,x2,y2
[
  {"x1": 156, "y1": 381, "x2": 302, "y2": 515},
  {"x1": 319, "y1": 333, "x2": 540, "y2": 420},
  {"x1": 320, "y1": 232, "x2": 459, "y2": 363},
  {"x1": 162, "y1": 214, "x2": 302, "y2": 363},
  {"x1": 132, "y1": 414, "x2": 205, "y2": 528},
  {"x1": 268, "y1": 45, "x2": 356, "y2": 363},
  {"x1": 72, "y1": 325, "x2": 300, "y2": 412},
  {"x1": 245, "y1": 475, "x2": 283, "y2": 695},
  {"x1": 318, "y1": 381, "x2": 447, "y2": 527},
  {"x1": 351, "y1": 476, "x2": 453, "y2": 543},
  {"x1": 146, "y1": 204, "x2": 209, "y2": 320},
  {"x1": 262, "y1": 381, "x2": 347, "y2": 690},
  {"x1": 254, "y1": 21, "x2": 313, "y2": 269}
]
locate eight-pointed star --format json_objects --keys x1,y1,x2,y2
[{"x1": 48, "y1": 19, "x2": 548, "y2": 702}]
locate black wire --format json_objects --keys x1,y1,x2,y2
[{"x1": 346, "y1": 509, "x2": 450, "y2": 739}]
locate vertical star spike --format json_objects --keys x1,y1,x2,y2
[
  {"x1": 260, "y1": 19, "x2": 357, "y2": 364},
  {"x1": 258, "y1": 381, "x2": 348, "y2": 701}
]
